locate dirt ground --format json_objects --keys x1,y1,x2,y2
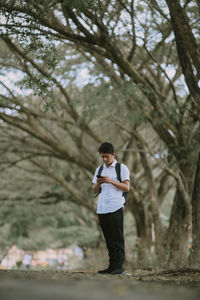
[{"x1": 1, "y1": 269, "x2": 200, "y2": 300}]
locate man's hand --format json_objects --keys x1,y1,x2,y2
[
  {"x1": 97, "y1": 177, "x2": 105, "y2": 184},
  {"x1": 94, "y1": 176, "x2": 130, "y2": 193},
  {"x1": 100, "y1": 176, "x2": 113, "y2": 184}
]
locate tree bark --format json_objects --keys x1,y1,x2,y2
[
  {"x1": 190, "y1": 153, "x2": 200, "y2": 266},
  {"x1": 129, "y1": 191, "x2": 152, "y2": 266},
  {"x1": 165, "y1": 0, "x2": 200, "y2": 114},
  {"x1": 167, "y1": 187, "x2": 191, "y2": 266}
]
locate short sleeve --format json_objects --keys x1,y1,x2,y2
[
  {"x1": 120, "y1": 163, "x2": 130, "y2": 182},
  {"x1": 92, "y1": 166, "x2": 100, "y2": 184}
]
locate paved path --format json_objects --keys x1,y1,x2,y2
[{"x1": 0, "y1": 270, "x2": 200, "y2": 300}]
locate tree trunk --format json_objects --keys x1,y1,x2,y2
[
  {"x1": 167, "y1": 188, "x2": 191, "y2": 267},
  {"x1": 129, "y1": 194, "x2": 152, "y2": 266},
  {"x1": 134, "y1": 136, "x2": 164, "y2": 261},
  {"x1": 165, "y1": 0, "x2": 200, "y2": 114},
  {"x1": 190, "y1": 153, "x2": 200, "y2": 266}
]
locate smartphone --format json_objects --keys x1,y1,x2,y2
[{"x1": 96, "y1": 175, "x2": 103, "y2": 178}]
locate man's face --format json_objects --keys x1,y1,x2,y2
[{"x1": 100, "y1": 153, "x2": 115, "y2": 167}]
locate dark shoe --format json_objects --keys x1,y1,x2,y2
[
  {"x1": 98, "y1": 267, "x2": 111, "y2": 274},
  {"x1": 110, "y1": 267, "x2": 124, "y2": 275}
]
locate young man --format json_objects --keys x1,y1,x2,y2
[{"x1": 92, "y1": 142, "x2": 130, "y2": 274}]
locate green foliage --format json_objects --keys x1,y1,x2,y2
[
  {"x1": 40, "y1": 216, "x2": 58, "y2": 228},
  {"x1": 51, "y1": 225, "x2": 99, "y2": 248},
  {"x1": 15, "y1": 34, "x2": 58, "y2": 106},
  {"x1": 0, "y1": 224, "x2": 12, "y2": 249},
  {"x1": 63, "y1": 0, "x2": 99, "y2": 11},
  {"x1": 20, "y1": 35, "x2": 58, "y2": 70},
  {"x1": 0, "y1": 201, "x2": 99, "y2": 251},
  {"x1": 64, "y1": 0, "x2": 88, "y2": 10},
  {"x1": 56, "y1": 214, "x2": 76, "y2": 228},
  {"x1": 0, "y1": 205, "x2": 36, "y2": 240},
  {"x1": 16, "y1": 260, "x2": 23, "y2": 267},
  {"x1": 0, "y1": 204, "x2": 14, "y2": 226},
  {"x1": 9, "y1": 216, "x2": 30, "y2": 238}
]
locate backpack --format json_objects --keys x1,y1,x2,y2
[{"x1": 95, "y1": 162, "x2": 128, "y2": 206}]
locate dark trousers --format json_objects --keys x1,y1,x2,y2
[{"x1": 98, "y1": 207, "x2": 125, "y2": 269}]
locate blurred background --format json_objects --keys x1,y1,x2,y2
[{"x1": 0, "y1": 0, "x2": 200, "y2": 271}]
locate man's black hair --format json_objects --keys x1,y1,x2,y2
[{"x1": 98, "y1": 142, "x2": 115, "y2": 154}]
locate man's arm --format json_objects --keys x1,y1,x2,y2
[
  {"x1": 101, "y1": 177, "x2": 130, "y2": 192},
  {"x1": 92, "y1": 177, "x2": 104, "y2": 194}
]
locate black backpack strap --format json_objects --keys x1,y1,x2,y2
[
  {"x1": 98, "y1": 165, "x2": 104, "y2": 176},
  {"x1": 115, "y1": 162, "x2": 128, "y2": 206},
  {"x1": 95, "y1": 165, "x2": 103, "y2": 197},
  {"x1": 115, "y1": 162, "x2": 121, "y2": 182}
]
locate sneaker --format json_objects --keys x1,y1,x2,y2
[
  {"x1": 98, "y1": 267, "x2": 111, "y2": 274},
  {"x1": 110, "y1": 267, "x2": 124, "y2": 275}
]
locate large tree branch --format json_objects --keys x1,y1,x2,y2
[
  {"x1": 29, "y1": 158, "x2": 96, "y2": 215},
  {"x1": 0, "y1": 111, "x2": 95, "y2": 172},
  {"x1": 1, "y1": 35, "x2": 104, "y2": 144},
  {"x1": 165, "y1": 0, "x2": 200, "y2": 113}
]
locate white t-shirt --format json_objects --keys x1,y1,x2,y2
[{"x1": 92, "y1": 159, "x2": 130, "y2": 214}]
